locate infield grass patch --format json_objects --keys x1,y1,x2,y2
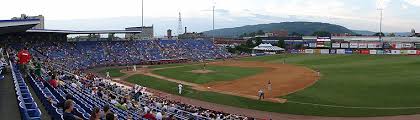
[{"x1": 152, "y1": 65, "x2": 264, "y2": 84}]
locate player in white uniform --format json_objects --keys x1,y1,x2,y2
[
  {"x1": 178, "y1": 84, "x2": 183, "y2": 94},
  {"x1": 106, "y1": 72, "x2": 110, "y2": 78},
  {"x1": 133, "y1": 65, "x2": 137, "y2": 71}
]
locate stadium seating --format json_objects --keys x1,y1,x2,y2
[
  {"x1": 30, "y1": 40, "x2": 231, "y2": 71},
  {"x1": 10, "y1": 61, "x2": 42, "y2": 120},
  {"x1": 4, "y1": 39, "x2": 252, "y2": 120}
]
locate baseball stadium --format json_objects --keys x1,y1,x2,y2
[{"x1": 2, "y1": 7, "x2": 420, "y2": 120}]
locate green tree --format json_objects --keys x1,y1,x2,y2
[
  {"x1": 245, "y1": 39, "x2": 254, "y2": 48},
  {"x1": 277, "y1": 40, "x2": 285, "y2": 48},
  {"x1": 373, "y1": 32, "x2": 385, "y2": 37},
  {"x1": 290, "y1": 32, "x2": 304, "y2": 36},
  {"x1": 255, "y1": 38, "x2": 263, "y2": 46},
  {"x1": 312, "y1": 31, "x2": 331, "y2": 37},
  {"x1": 226, "y1": 46, "x2": 236, "y2": 53},
  {"x1": 388, "y1": 33, "x2": 396, "y2": 37}
]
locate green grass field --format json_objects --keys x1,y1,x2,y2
[
  {"x1": 123, "y1": 54, "x2": 420, "y2": 116},
  {"x1": 99, "y1": 68, "x2": 126, "y2": 77},
  {"x1": 152, "y1": 65, "x2": 265, "y2": 84}
]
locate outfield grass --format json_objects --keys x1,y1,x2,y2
[
  {"x1": 152, "y1": 65, "x2": 265, "y2": 84},
  {"x1": 99, "y1": 68, "x2": 126, "y2": 77},
  {"x1": 260, "y1": 55, "x2": 420, "y2": 108},
  {"x1": 125, "y1": 74, "x2": 420, "y2": 117},
  {"x1": 125, "y1": 54, "x2": 420, "y2": 116}
]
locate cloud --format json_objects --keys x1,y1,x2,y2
[
  {"x1": 402, "y1": 4, "x2": 409, "y2": 9},
  {"x1": 404, "y1": 0, "x2": 420, "y2": 7},
  {"x1": 376, "y1": 0, "x2": 391, "y2": 9}
]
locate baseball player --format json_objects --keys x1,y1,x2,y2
[
  {"x1": 106, "y1": 72, "x2": 110, "y2": 78},
  {"x1": 258, "y1": 89, "x2": 265, "y2": 100},
  {"x1": 178, "y1": 84, "x2": 183, "y2": 94},
  {"x1": 267, "y1": 80, "x2": 272, "y2": 91}
]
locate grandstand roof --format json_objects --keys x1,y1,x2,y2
[
  {"x1": 0, "y1": 19, "x2": 40, "y2": 34},
  {"x1": 0, "y1": 19, "x2": 141, "y2": 35},
  {"x1": 26, "y1": 29, "x2": 142, "y2": 34}
]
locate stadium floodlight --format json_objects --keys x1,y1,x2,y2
[
  {"x1": 142, "y1": 0, "x2": 144, "y2": 27},
  {"x1": 377, "y1": 0, "x2": 385, "y2": 41},
  {"x1": 212, "y1": 0, "x2": 216, "y2": 41}
]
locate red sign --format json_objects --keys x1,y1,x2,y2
[{"x1": 360, "y1": 50, "x2": 370, "y2": 54}]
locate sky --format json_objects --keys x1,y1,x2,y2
[{"x1": 2, "y1": 0, "x2": 420, "y2": 36}]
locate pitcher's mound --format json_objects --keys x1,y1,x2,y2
[{"x1": 190, "y1": 70, "x2": 215, "y2": 74}]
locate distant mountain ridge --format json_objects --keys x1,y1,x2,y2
[
  {"x1": 352, "y1": 30, "x2": 411, "y2": 36},
  {"x1": 203, "y1": 22, "x2": 355, "y2": 38}
]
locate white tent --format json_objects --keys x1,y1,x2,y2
[{"x1": 252, "y1": 43, "x2": 285, "y2": 51}]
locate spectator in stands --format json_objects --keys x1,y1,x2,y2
[
  {"x1": 101, "y1": 105, "x2": 111, "y2": 119},
  {"x1": 49, "y1": 74, "x2": 59, "y2": 88},
  {"x1": 17, "y1": 47, "x2": 31, "y2": 77},
  {"x1": 105, "y1": 112, "x2": 116, "y2": 120},
  {"x1": 143, "y1": 110, "x2": 156, "y2": 120},
  {"x1": 155, "y1": 111, "x2": 163, "y2": 120},
  {"x1": 165, "y1": 114, "x2": 176, "y2": 120},
  {"x1": 57, "y1": 94, "x2": 73, "y2": 109},
  {"x1": 89, "y1": 107, "x2": 101, "y2": 120},
  {"x1": 63, "y1": 100, "x2": 82, "y2": 120}
]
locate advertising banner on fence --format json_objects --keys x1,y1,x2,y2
[
  {"x1": 401, "y1": 50, "x2": 409, "y2": 54},
  {"x1": 360, "y1": 50, "x2": 370, "y2": 54},
  {"x1": 332, "y1": 43, "x2": 341, "y2": 48},
  {"x1": 350, "y1": 43, "x2": 358, "y2": 48},
  {"x1": 384, "y1": 50, "x2": 392, "y2": 54},
  {"x1": 315, "y1": 49, "x2": 321, "y2": 54},
  {"x1": 368, "y1": 42, "x2": 382, "y2": 48},
  {"x1": 377, "y1": 50, "x2": 384, "y2": 54},
  {"x1": 330, "y1": 49, "x2": 336, "y2": 54},
  {"x1": 391, "y1": 50, "x2": 401, "y2": 54},
  {"x1": 417, "y1": 50, "x2": 420, "y2": 55},
  {"x1": 305, "y1": 49, "x2": 314, "y2": 54},
  {"x1": 321, "y1": 49, "x2": 330, "y2": 54},
  {"x1": 408, "y1": 50, "x2": 417, "y2": 55},
  {"x1": 359, "y1": 43, "x2": 368, "y2": 48},
  {"x1": 290, "y1": 49, "x2": 299, "y2": 54},
  {"x1": 337, "y1": 49, "x2": 345, "y2": 54},
  {"x1": 402, "y1": 43, "x2": 414, "y2": 49},
  {"x1": 345, "y1": 49, "x2": 353, "y2": 54},
  {"x1": 341, "y1": 43, "x2": 349, "y2": 48},
  {"x1": 369, "y1": 50, "x2": 377, "y2": 54}
]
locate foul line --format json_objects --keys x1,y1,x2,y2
[{"x1": 286, "y1": 100, "x2": 420, "y2": 110}]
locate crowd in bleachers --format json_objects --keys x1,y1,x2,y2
[
  {"x1": 22, "y1": 40, "x2": 231, "y2": 71},
  {"x1": 3, "y1": 40, "x2": 257, "y2": 120}
]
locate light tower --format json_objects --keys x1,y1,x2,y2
[
  {"x1": 212, "y1": 1, "x2": 215, "y2": 41},
  {"x1": 378, "y1": 8, "x2": 383, "y2": 41},
  {"x1": 178, "y1": 12, "x2": 183, "y2": 36},
  {"x1": 377, "y1": 0, "x2": 384, "y2": 41},
  {"x1": 141, "y1": 0, "x2": 144, "y2": 27}
]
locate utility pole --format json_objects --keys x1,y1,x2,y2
[
  {"x1": 377, "y1": 0, "x2": 384, "y2": 41},
  {"x1": 142, "y1": 0, "x2": 144, "y2": 28},
  {"x1": 212, "y1": 4, "x2": 215, "y2": 41},
  {"x1": 379, "y1": 8, "x2": 383, "y2": 41}
]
